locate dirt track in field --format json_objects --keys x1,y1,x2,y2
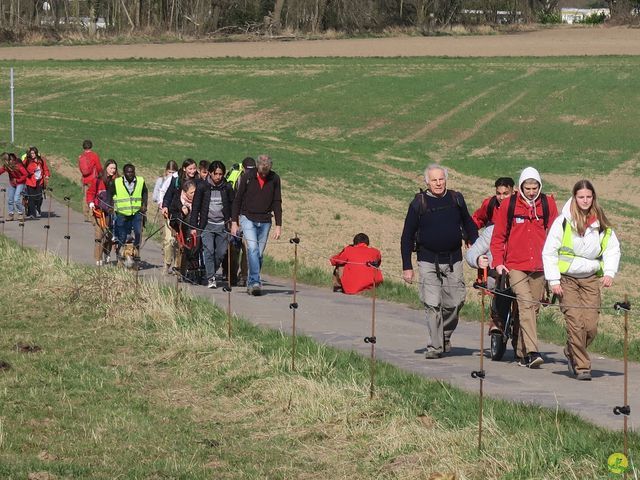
[{"x1": 2, "y1": 26, "x2": 640, "y2": 60}]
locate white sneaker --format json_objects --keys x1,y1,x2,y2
[
  {"x1": 104, "y1": 255, "x2": 111, "y2": 264},
  {"x1": 96, "y1": 260, "x2": 103, "y2": 266},
  {"x1": 208, "y1": 278, "x2": 217, "y2": 289}
]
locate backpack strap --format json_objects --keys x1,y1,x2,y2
[
  {"x1": 504, "y1": 194, "x2": 518, "y2": 241},
  {"x1": 541, "y1": 193, "x2": 550, "y2": 230},
  {"x1": 486, "y1": 195, "x2": 498, "y2": 223}
]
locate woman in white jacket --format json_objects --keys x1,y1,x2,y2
[{"x1": 542, "y1": 180, "x2": 621, "y2": 381}]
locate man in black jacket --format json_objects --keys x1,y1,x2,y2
[
  {"x1": 230, "y1": 154, "x2": 282, "y2": 296},
  {"x1": 190, "y1": 161, "x2": 234, "y2": 289},
  {"x1": 400, "y1": 165, "x2": 478, "y2": 359}
]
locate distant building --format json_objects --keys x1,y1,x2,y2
[{"x1": 561, "y1": 7, "x2": 610, "y2": 23}]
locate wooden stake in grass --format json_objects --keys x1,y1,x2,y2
[
  {"x1": 364, "y1": 260, "x2": 380, "y2": 400},
  {"x1": 19, "y1": 217, "x2": 25, "y2": 247},
  {"x1": 64, "y1": 196, "x2": 71, "y2": 265},
  {"x1": 44, "y1": 188, "x2": 53, "y2": 254},
  {"x1": 224, "y1": 239, "x2": 233, "y2": 339},
  {"x1": 472, "y1": 268, "x2": 488, "y2": 452},
  {"x1": 289, "y1": 235, "x2": 300, "y2": 371},
  {"x1": 1, "y1": 187, "x2": 6, "y2": 235},
  {"x1": 613, "y1": 295, "x2": 631, "y2": 475}
]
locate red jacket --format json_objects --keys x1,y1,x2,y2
[
  {"x1": 330, "y1": 243, "x2": 383, "y2": 295},
  {"x1": 490, "y1": 193, "x2": 558, "y2": 272},
  {"x1": 472, "y1": 196, "x2": 499, "y2": 229},
  {"x1": 78, "y1": 150, "x2": 102, "y2": 185},
  {"x1": 25, "y1": 157, "x2": 50, "y2": 188},
  {"x1": 0, "y1": 162, "x2": 28, "y2": 186}
]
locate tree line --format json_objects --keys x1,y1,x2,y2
[{"x1": 0, "y1": 0, "x2": 637, "y2": 35}]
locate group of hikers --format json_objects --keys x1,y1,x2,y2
[
  {"x1": 0, "y1": 141, "x2": 622, "y2": 381},
  {"x1": 0, "y1": 147, "x2": 50, "y2": 222},
  {"x1": 395, "y1": 164, "x2": 621, "y2": 381},
  {"x1": 77, "y1": 140, "x2": 282, "y2": 296}
]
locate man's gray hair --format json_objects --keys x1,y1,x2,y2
[
  {"x1": 424, "y1": 164, "x2": 448, "y2": 181},
  {"x1": 257, "y1": 154, "x2": 272, "y2": 167}
]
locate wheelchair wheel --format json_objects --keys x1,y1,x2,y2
[{"x1": 490, "y1": 332, "x2": 507, "y2": 361}]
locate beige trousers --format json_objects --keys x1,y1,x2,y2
[
  {"x1": 560, "y1": 275, "x2": 600, "y2": 373},
  {"x1": 509, "y1": 270, "x2": 545, "y2": 357},
  {"x1": 163, "y1": 221, "x2": 177, "y2": 267}
]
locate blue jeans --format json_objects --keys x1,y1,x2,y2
[
  {"x1": 114, "y1": 212, "x2": 143, "y2": 249},
  {"x1": 7, "y1": 183, "x2": 25, "y2": 215},
  {"x1": 239, "y1": 215, "x2": 271, "y2": 287},
  {"x1": 201, "y1": 222, "x2": 228, "y2": 281}
]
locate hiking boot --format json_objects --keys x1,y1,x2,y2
[
  {"x1": 425, "y1": 349, "x2": 442, "y2": 359},
  {"x1": 333, "y1": 286, "x2": 344, "y2": 293},
  {"x1": 444, "y1": 340, "x2": 452, "y2": 353},
  {"x1": 237, "y1": 277, "x2": 247, "y2": 287},
  {"x1": 576, "y1": 371, "x2": 592, "y2": 381},
  {"x1": 563, "y1": 346, "x2": 576, "y2": 376},
  {"x1": 17, "y1": 214, "x2": 25, "y2": 222},
  {"x1": 250, "y1": 284, "x2": 262, "y2": 296},
  {"x1": 5, "y1": 213, "x2": 13, "y2": 222},
  {"x1": 207, "y1": 278, "x2": 217, "y2": 289},
  {"x1": 518, "y1": 352, "x2": 544, "y2": 369}
]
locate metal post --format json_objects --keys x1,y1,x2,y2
[
  {"x1": 64, "y1": 196, "x2": 71, "y2": 265},
  {"x1": 43, "y1": 188, "x2": 52, "y2": 253},
  {"x1": 10, "y1": 67, "x2": 15, "y2": 144},
  {"x1": 289, "y1": 236, "x2": 300, "y2": 371}
]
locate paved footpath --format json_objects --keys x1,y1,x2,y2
[{"x1": 1, "y1": 181, "x2": 637, "y2": 431}]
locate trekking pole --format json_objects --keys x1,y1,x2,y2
[
  {"x1": 223, "y1": 239, "x2": 233, "y2": 339},
  {"x1": 472, "y1": 268, "x2": 488, "y2": 452},
  {"x1": 613, "y1": 296, "x2": 631, "y2": 470},
  {"x1": 1, "y1": 188, "x2": 5, "y2": 235},
  {"x1": 364, "y1": 260, "x2": 380, "y2": 400},
  {"x1": 64, "y1": 196, "x2": 71, "y2": 265},
  {"x1": 289, "y1": 235, "x2": 300, "y2": 371},
  {"x1": 174, "y1": 246, "x2": 182, "y2": 306},
  {"x1": 43, "y1": 188, "x2": 53, "y2": 254}
]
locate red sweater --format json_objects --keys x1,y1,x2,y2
[
  {"x1": 490, "y1": 193, "x2": 558, "y2": 272},
  {"x1": 0, "y1": 162, "x2": 28, "y2": 186},
  {"x1": 25, "y1": 157, "x2": 50, "y2": 188},
  {"x1": 330, "y1": 243, "x2": 383, "y2": 295}
]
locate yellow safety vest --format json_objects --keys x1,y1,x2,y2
[
  {"x1": 113, "y1": 176, "x2": 144, "y2": 216},
  {"x1": 558, "y1": 219, "x2": 611, "y2": 277}
]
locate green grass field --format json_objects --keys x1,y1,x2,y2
[
  {"x1": 0, "y1": 236, "x2": 637, "y2": 479},
  {"x1": 1, "y1": 56, "x2": 639, "y2": 347}
]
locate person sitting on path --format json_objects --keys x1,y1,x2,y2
[
  {"x1": 190, "y1": 161, "x2": 234, "y2": 289},
  {"x1": 472, "y1": 176, "x2": 515, "y2": 229},
  {"x1": 230, "y1": 154, "x2": 282, "y2": 296},
  {"x1": 490, "y1": 166, "x2": 558, "y2": 368},
  {"x1": 400, "y1": 164, "x2": 479, "y2": 359},
  {"x1": 0, "y1": 152, "x2": 28, "y2": 222},
  {"x1": 542, "y1": 180, "x2": 620, "y2": 381},
  {"x1": 330, "y1": 233, "x2": 383, "y2": 294}
]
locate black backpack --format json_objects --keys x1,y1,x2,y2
[{"x1": 504, "y1": 193, "x2": 550, "y2": 241}]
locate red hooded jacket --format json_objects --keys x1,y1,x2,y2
[
  {"x1": 330, "y1": 243, "x2": 383, "y2": 295},
  {"x1": 490, "y1": 192, "x2": 558, "y2": 272},
  {"x1": 25, "y1": 157, "x2": 50, "y2": 188}
]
